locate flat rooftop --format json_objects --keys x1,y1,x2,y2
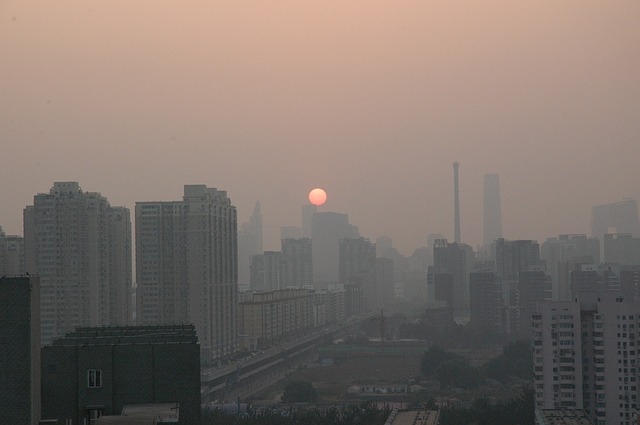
[
  {"x1": 387, "y1": 409, "x2": 439, "y2": 425},
  {"x1": 536, "y1": 409, "x2": 595, "y2": 425},
  {"x1": 51, "y1": 325, "x2": 198, "y2": 346}
]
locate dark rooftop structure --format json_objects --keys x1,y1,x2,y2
[{"x1": 41, "y1": 325, "x2": 200, "y2": 425}]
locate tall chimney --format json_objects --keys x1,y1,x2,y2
[{"x1": 453, "y1": 162, "x2": 461, "y2": 243}]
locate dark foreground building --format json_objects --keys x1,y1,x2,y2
[
  {"x1": 41, "y1": 325, "x2": 200, "y2": 425},
  {"x1": 0, "y1": 275, "x2": 41, "y2": 425}
]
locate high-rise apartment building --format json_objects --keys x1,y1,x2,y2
[
  {"x1": 281, "y1": 237, "x2": 313, "y2": 288},
  {"x1": 0, "y1": 276, "x2": 41, "y2": 425},
  {"x1": 24, "y1": 182, "x2": 132, "y2": 344},
  {"x1": 483, "y1": 173, "x2": 502, "y2": 247},
  {"x1": 533, "y1": 293, "x2": 640, "y2": 425},
  {"x1": 136, "y1": 185, "x2": 237, "y2": 363}
]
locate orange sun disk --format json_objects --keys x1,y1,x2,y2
[{"x1": 308, "y1": 188, "x2": 327, "y2": 206}]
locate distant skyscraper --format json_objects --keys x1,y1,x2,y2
[
  {"x1": 482, "y1": 173, "x2": 502, "y2": 247},
  {"x1": 238, "y1": 201, "x2": 263, "y2": 290},
  {"x1": 494, "y1": 238, "x2": 540, "y2": 333},
  {"x1": 603, "y1": 233, "x2": 640, "y2": 266},
  {"x1": 541, "y1": 234, "x2": 600, "y2": 301},
  {"x1": 469, "y1": 271, "x2": 503, "y2": 334},
  {"x1": 280, "y1": 226, "x2": 301, "y2": 240},
  {"x1": 301, "y1": 204, "x2": 317, "y2": 238},
  {"x1": 24, "y1": 182, "x2": 132, "y2": 344},
  {"x1": 136, "y1": 185, "x2": 237, "y2": 362},
  {"x1": 375, "y1": 257, "x2": 394, "y2": 309},
  {"x1": 339, "y1": 237, "x2": 376, "y2": 311},
  {"x1": 312, "y1": 212, "x2": 359, "y2": 284},
  {"x1": 0, "y1": 276, "x2": 41, "y2": 425},
  {"x1": 282, "y1": 238, "x2": 313, "y2": 288},
  {"x1": 516, "y1": 269, "x2": 551, "y2": 338},
  {"x1": 250, "y1": 251, "x2": 283, "y2": 291},
  {"x1": 453, "y1": 162, "x2": 461, "y2": 243},
  {"x1": 592, "y1": 199, "x2": 640, "y2": 240},
  {"x1": 433, "y1": 238, "x2": 475, "y2": 317}
]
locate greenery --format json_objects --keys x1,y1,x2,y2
[
  {"x1": 434, "y1": 359, "x2": 482, "y2": 389},
  {"x1": 400, "y1": 320, "x2": 505, "y2": 349},
  {"x1": 482, "y1": 341, "x2": 533, "y2": 382},
  {"x1": 281, "y1": 380, "x2": 318, "y2": 403},
  {"x1": 202, "y1": 402, "x2": 391, "y2": 425},
  {"x1": 421, "y1": 345, "x2": 481, "y2": 389},
  {"x1": 420, "y1": 345, "x2": 461, "y2": 376},
  {"x1": 421, "y1": 340, "x2": 533, "y2": 389},
  {"x1": 439, "y1": 387, "x2": 534, "y2": 425}
]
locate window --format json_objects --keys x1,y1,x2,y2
[
  {"x1": 88, "y1": 408, "x2": 104, "y2": 425},
  {"x1": 87, "y1": 369, "x2": 102, "y2": 388}
]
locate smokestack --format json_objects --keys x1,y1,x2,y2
[{"x1": 453, "y1": 162, "x2": 461, "y2": 243}]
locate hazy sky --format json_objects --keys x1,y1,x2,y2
[{"x1": 2, "y1": 1, "x2": 639, "y2": 255}]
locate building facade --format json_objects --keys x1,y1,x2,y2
[
  {"x1": 281, "y1": 237, "x2": 313, "y2": 288},
  {"x1": 469, "y1": 271, "x2": 504, "y2": 334},
  {"x1": 24, "y1": 182, "x2": 132, "y2": 344},
  {"x1": 339, "y1": 237, "x2": 377, "y2": 312},
  {"x1": 0, "y1": 226, "x2": 25, "y2": 276},
  {"x1": 0, "y1": 276, "x2": 40, "y2": 425},
  {"x1": 592, "y1": 199, "x2": 640, "y2": 241},
  {"x1": 250, "y1": 251, "x2": 283, "y2": 291},
  {"x1": 433, "y1": 239, "x2": 474, "y2": 318},
  {"x1": 604, "y1": 233, "x2": 640, "y2": 266},
  {"x1": 136, "y1": 185, "x2": 238, "y2": 363},
  {"x1": 237, "y1": 201, "x2": 263, "y2": 291},
  {"x1": 533, "y1": 293, "x2": 640, "y2": 425},
  {"x1": 311, "y1": 212, "x2": 359, "y2": 284},
  {"x1": 238, "y1": 289, "x2": 314, "y2": 346},
  {"x1": 41, "y1": 325, "x2": 200, "y2": 425},
  {"x1": 541, "y1": 234, "x2": 600, "y2": 301}
]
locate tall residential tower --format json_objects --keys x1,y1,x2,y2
[
  {"x1": 136, "y1": 185, "x2": 238, "y2": 363},
  {"x1": 24, "y1": 182, "x2": 132, "y2": 344}
]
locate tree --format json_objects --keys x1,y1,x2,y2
[
  {"x1": 484, "y1": 340, "x2": 533, "y2": 382},
  {"x1": 281, "y1": 380, "x2": 318, "y2": 403},
  {"x1": 434, "y1": 359, "x2": 481, "y2": 389},
  {"x1": 420, "y1": 345, "x2": 462, "y2": 377}
]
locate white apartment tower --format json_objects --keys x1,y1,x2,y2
[
  {"x1": 24, "y1": 182, "x2": 132, "y2": 344},
  {"x1": 533, "y1": 293, "x2": 640, "y2": 425},
  {"x1": 136, "y1": 185, "x2": 238, "y2": 363}
]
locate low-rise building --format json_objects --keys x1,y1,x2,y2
[
  {"x1": 41, "y1": 325, "x2": 200, "y2": 425},
  {"x1": 239, "y1": 289, "x2": 314, "y2": 346}
]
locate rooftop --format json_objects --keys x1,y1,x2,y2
[
  {"x1": 385, "y1": 409, "x2": 439, "y2": 425},
  {"x1": 51, "y1": 325, "x2": 198, "y2": 346}
]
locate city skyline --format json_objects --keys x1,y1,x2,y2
[{"x1": 2, "y1": 1, "x2": 640, "y2": 255}]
